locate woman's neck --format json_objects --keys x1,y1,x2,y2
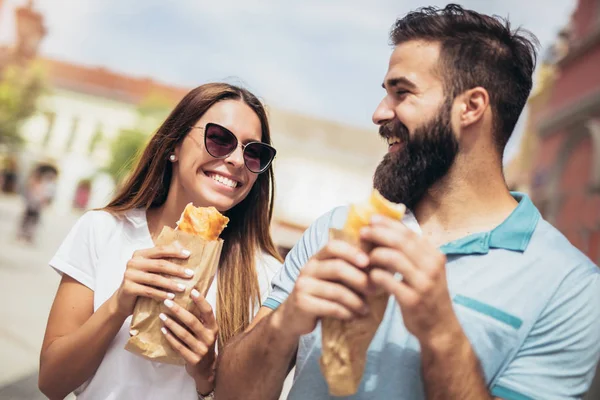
[{"x1": 146, "y1": 187, "x2": 196, "y2": 241}]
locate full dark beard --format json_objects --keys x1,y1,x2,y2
[{"x1": 373, "y1": 102, "x2": 458, "y2": 210}]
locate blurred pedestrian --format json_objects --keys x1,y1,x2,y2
[{"x1": 17, "y1": 164, "x2": 57, "y2": 244}]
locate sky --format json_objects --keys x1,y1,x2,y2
[{"x1": 0, "y1": 0, "x2": 577, "y2": 161}]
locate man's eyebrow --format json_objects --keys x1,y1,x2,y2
[{"x1": 381, "y1": 77, "x2": 417, "y2": 90}]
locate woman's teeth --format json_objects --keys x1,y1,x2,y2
[{"x1": 208, "y1": 173, "x2": 238, "y2": 188}]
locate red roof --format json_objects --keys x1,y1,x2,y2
[{"x1": 40, "y1": 57, "x2": 190, "y2": 105}]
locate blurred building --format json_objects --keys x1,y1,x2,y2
[
  {"x1": 269, "y1": 109, "x2": 383, "y2": 252},
  {"x1": 507, "y1": 0, "x2": 600, "y2": 265},
  {"x1": 528, "y1": 0, "x2": 600, "y2": 265},
  {"x1": 504, "y1": 61, "x2": 559, "y2": 195},
  {"x1": 505, "y1": 2, "x2": 600, "y2": 395},
  {"x1": 2, "y1": 1, "x2": 385, "y2": 252},
  {"x1": 20, "y1": 57, "x2": 190, "y2": 215}
]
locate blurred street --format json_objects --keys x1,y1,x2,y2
[{"x1": 0, "y1": 194, "x2": 79, "y2": 399}]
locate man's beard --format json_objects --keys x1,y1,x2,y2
[{"x1": 373, "y1": 101, "x2": 459, "y2": 210}]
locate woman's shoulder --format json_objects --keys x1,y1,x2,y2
[
  {"x1": 255, "y1": 252, "x2": 283, "y2": 286},
  {"x1": 73, "y1": 208, "x2": 144, "y2": 240},
  {"x1": 255, "y1": 252, "x2": 283, "y2": 276},
  {"x1": 254, "y1": 252, "x2": 283, "y2": 303},
  {"x1": 75, "y1": 209, "x2": 122, "y2": 232}
]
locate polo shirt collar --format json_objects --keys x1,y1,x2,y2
[{"x1": 439, "y1": 192, "x2": 540, "y2": 255}]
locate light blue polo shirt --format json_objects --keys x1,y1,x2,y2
[{"x1": 264, "y1": 193, "x2": 600, "y2": 399}]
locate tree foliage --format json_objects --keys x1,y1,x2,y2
[
  {"x1": 0, "y1": 62, "x2": 46, "y2": 148},
  {"x1": 106, "y1": 93, "x2": 172, "y2": 182}
]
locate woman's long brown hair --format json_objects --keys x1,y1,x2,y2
[{"x1": 104, "y1": 83, "x2": 282, "y2": 345}]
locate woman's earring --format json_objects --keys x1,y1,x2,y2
[{"x1": 169, "y1": 154, "x2": 176, "y2": 162}]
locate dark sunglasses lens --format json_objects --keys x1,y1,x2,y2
[
  {"x1": 243, "y1": 143, "x2": 275, "y2": 173},
  {"x1": 205, "y1": 124, "x2": 236, "y2": 157}
]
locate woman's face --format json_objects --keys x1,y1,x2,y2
[{"x1": 173, "y1": 100, "x2": 263, "y2": 212}]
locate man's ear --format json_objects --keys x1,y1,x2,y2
[{"x1": 458, "y1": 87, "x2": 489, "y2": 129}]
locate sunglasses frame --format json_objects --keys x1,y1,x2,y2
[{"x1": 189, "y1": 122, "x2": 277, "y2": 174}]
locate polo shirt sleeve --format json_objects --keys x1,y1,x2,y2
[
  {"x1": 263, "y1": 207, "x2": 345, "y2": 310},
  {"x1": 491, "y1": 264, "x2": 600, "y2": 400},
  {"x1": 49, "y1": 210, "x2": 112, "y2": 291}
]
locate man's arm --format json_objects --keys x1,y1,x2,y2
[
  {"x1": 215, "y1": 240, "x2": 373, "y2": 400},
  {"x1": 215, "y1": 307, "x2": 298, "y2": 400},
  {"x1": 363, "y1": 216, "x2": 500, "y2": 400},
  {"x1": 420, "y1": 327, "x2": 496, "y2": 399}
]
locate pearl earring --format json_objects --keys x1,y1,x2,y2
[{"x1": 169, "y1": 154, "x2": 176, "y2": 162}]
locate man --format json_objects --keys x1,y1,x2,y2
[{"x1": 215, "y1": 4, "x2": 600, "y2": 399}]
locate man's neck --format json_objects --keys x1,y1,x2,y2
[{"x1": 413, "y1": 157, "x2": 518, "y2": 248}]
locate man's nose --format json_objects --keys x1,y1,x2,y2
[{"x1": 372, "y1": 97, "x2": 395, "y2": 126}]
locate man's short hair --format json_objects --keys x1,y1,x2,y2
[{"x1": 390, "y1": 4, "x2": 539, "y2": 153}]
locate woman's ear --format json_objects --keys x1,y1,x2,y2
[{"x1": 172, "y1": 142, "x2": 182, "y2": 162}]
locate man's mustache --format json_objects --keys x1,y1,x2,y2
[{"x1": 379, "y1": 120, "x2": 409, "y2": 143}]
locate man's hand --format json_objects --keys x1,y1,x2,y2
[
  {"x1": 360, "y1": 215, "x2": 461, "y2": 346},
  {"x1": 276, "y1": 239, "x2": 374, "y2": 339}
]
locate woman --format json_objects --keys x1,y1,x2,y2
[{"x1": 38, "y1": 83, "x2": 283, "y2": 399}]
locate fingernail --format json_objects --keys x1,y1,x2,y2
[
  {"x1": 159, "y1": 313, "x2": 167, "y2": 322},
  {"x1": 164, "y1": 299, "x2": 174, "y2": 308},
  {"x1": 191, "y1": 289, "x2": 200, "y2": 298},
  {"x1": 166, "y1": 293, "x2": 175, "y2": 300},
  {"x1": 176, "y1": 283, "x2": 186, "y2": 292},
  {"x1": 161, "y1": 327, "x2": 168, "y2": 335},
  {"x1": 371, "y1": 215, "x2": 383, "y2": 223},
  {"x1": 184, "y1": 268, "x2": 194, "y2": 277},
  {"x1": 181, "y1": 249, "x2": 191, "y2": 257},
  {"x1": 356, "y1": 254, "x2": 369, "y2": 266}
]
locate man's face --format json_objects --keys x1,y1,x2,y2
[{"x1": 372, "y1": 40, "x2": 459, "y2": 209}]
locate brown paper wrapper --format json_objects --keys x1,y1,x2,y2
[
  {"x1": 124, "y1": 226, "x2": 223, "y2": 365},
  {"x1": 319, "y1": 228, "x2": 390, "y2": 396}
]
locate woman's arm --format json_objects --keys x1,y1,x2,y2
[
  {"x1": 38, "y1": 275, "x2": 127, "y2": 399},
  {"x1": 39, "y1": 243, "x2": 194, "y2": 399}
]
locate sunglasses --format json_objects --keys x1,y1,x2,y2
[{"x1": 190, "y1": 123, "x2": 276, "y2": 174}]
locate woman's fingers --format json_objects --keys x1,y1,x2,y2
[
  {"x1": 160, "y1": 325, "x2": 204, "y2": 365},
  {"x1": 127, "y1": 258, "x2": 195, "y2": 280},
  {"x1": 163, "y1": 298, "x2": 216, "y2": 347},
  {"x1": 123, "y1": 280, "x2": 175, "y2": 302},
  {"x1": 124, "y1": 269, "x2": 189, "y2": 294},
  {"x1": 160, "y1": 312, "x2": 209, "y2": 357},
  {"x1": 133, "y1": 242, "x2": 192, "y2": 260},
  {"x1": 190, "y1": 290, "x2": 218, "y2": 331}
]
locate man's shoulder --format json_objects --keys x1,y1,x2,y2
[
  {"x1": 527, "y1": 218, "x2": 598, "y2": 279},
  {"x1": 312, "y1": 205, "x2": 350, "y2": 231},
  {"x1": 291, "y1": 205, "x2": 349, "y2": 255}
]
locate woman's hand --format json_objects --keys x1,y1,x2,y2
[
  {"x1": 111, "y1": 243, "x2": 195, "y2": 318},
  {"x1": 160, "y1": 289, "x2": 218, "y2": 394}
]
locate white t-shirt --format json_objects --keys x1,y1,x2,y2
[{"x1": 49, "y1": 208, "x2": 282, "y2": 400}]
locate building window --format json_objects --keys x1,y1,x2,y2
[
  {"x1": 41, "y1": 111, "x2": 56, "y2": 147},
  {"x1": 64, "y1": 117, "x2": 80, "y2": 152}
]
